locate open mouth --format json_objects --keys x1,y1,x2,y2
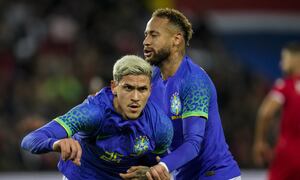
[
  {"x1": 128, "y1": 104, "x2": 140, "y2": 112},
  {"x1": 144, "y1": 49, "x2": 153, "y2": 58}
]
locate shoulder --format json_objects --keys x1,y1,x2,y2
[
  {"x1": 179, "y1": 58, "x2": 213, "y2": 103},
  {"x1": 144, "y1": 99, "x2": 166, "y2": 117},
  {"x1": 180, "y1": 69, "x2": 212, "y2": 95},
  {"x1": 182, "y1": 57, "x2": 211, "y2": 84},
  {"x1": 144, "y1": 100, "x2": 171, "y2": 124},
  {"x1": 80, "y1": 87, "x2": 113, "y2": 118},
  {"x1": 272, "y1": 78, "x2": 292, "y2": 93},
  {"x1": 274, "y1": 78, "x2": 286, "y2": 87},
  {"x1": 145, "y1": 100, "x2": 173, "y2": 140},
  {"x1": 272, "y1": 76, "x2": 300, "y2": 95},
  {"x1": 88, "y1": 87, "x2": 113, "y2": 106}
]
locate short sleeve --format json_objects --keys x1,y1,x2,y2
[
  {"x1": 180, "y1": 74, "x2": 210, "y2": 119},
  {"x1": 270, "y1": 78, "x2": 286, "y2": 104},
  {"x1": 54, "y1": 95, "x2": 104, "y2": 137}
]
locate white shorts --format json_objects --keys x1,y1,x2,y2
[{"x1": 230, "y1": 176, "x2": 241, "y2": 180}]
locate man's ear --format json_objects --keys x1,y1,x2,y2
[
  {"x1": 111, "y1": 80, "x2": 117, "y2": 95},
  {"x1": 173, "y1": 32, "x2": 184, "y2": 46}
]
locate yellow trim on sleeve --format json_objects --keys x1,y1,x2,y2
[
  {"x1": 54, "y1": 118, "x2": 72, "y2": 137},
  {"x1": 182, "y1": 111, "x2": 208, "y2": 119},
  {"x1": 171, "y1": 115, "x2": 181, "y2": 120}
]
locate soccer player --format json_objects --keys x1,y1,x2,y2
[
  {"x1": 124, "y1": 8, "x2": 241, "y2": 180},
  {"x1": 253, "y1": 42, "x2": 300, "y2": 180},
  {"x1": 21, "y1": 55, "x2": 173, "y2": 180}
]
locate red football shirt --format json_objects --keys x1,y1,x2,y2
[
  {"x1": 269, "y1": 75, "x2": 300, "y2": 180},
  {"x1": 271, "y1": 76, "x2": 300, "y2": 141}
]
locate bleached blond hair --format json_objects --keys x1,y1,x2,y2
[{"x1": 113, "y1": 55, "x2": 152, "y2": 82}]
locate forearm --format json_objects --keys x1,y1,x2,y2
[
  {"x1": 255, "y1": 94, "x2": 282, "y2": 143},
  {"x1": 255, "y1": 108, "x2": 274, "y2": 143},
  {"x1": 161, "y1": 139, "x2": 201, "y2": 172},
  {"x1": 254, "y1": 117, "x2": 270, "y2": 143},
  {"x1": 21, "y1": 121, "x2": 67, "y2": 153},
  {"x1": 161, "y1": 116, "x2": 205, "y2": 172}
]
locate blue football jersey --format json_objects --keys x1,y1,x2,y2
[
  {"x1": 55, "y1": 87, "x2": 173, "y2": 179},
  {"x1": 150, "y1": 56, "x2": 240, "y2": 180}
]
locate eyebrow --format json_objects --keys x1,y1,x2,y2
[
  {"x1": 144, "y1": 30, "x2": 159, "y2": 34},
  {"x1": 137, "y1": 85, "x2": 148, "y2": 89},
  {"x1": 123, "y1": 84, "x2": 148, "y2": 89}
]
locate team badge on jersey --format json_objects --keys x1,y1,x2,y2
[
  {"x1": 170, "y1": 92, "x2": 182, "y2": 115},
  {"x1": 133, "y1": 136, "x2": 149, "y2": 155}
]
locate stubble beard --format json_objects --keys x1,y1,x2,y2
[{"x1": 146, "y1": 47, "x2": 171, "y2": 67}]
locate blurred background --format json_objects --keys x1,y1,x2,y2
[{"x1": 0, "y1": 0, "x2": 300, "y2": 179}]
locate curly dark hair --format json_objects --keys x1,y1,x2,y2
[
  {"x1": 283, "y1": 41, "x2": 300, "y2": 54},
  {"x1": 152, "y1": 8, "x2": 193, "y2": 46}
]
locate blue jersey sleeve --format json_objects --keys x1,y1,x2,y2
[
  {"x1": 181, "y1": 74, "x2": 210, "y2": 119},
  {"x1": 21, "y1": 120, "x2": 68, "y2": 153},
  {"x1": 54, "y1": 95, "x2": 104, "y2": 137},
  {"x1": 161, "y1": 74, "x2": 210, "y2": 172},
  {"x1": 21, "y1": 95, "x2": 105, "y2": 154},
  {"x1": 161, "y1": 116, "x2": 205, "y2": 172}
]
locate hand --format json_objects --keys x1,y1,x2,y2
[
  {"x1": 53, "y1": 138, "x2": 82, "y2": 166},
  {"x1": 120, "y1": 166, "x2": 150, "y2": 180},
  {"x1": 146, "y1": 164, "x2": 170, "y2": 180},
  {"x1": 156, "y1": 156, "x2": 160, "y2": 162},
  {"x1": 253, "y1": 140, "x2": 273, "y2": 167}
]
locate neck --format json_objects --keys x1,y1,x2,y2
[
  {"x1": 159, "y1": 51, "x2": 184, "y2": 80},
  {"x1": 294, "y1": 68, "x2": 300, "y2": 76},
  {"x1": 113, "y1": 97, "x2": 124, "y2": 119},
  {"x1": 288, "y1": 66, "x2": 300, "y2": 76}
]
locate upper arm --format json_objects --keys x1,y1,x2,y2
[
  {"x1": 54, "y1": 96, "x2": 104, "y2": 137},
  {"x1": 258, "y1": 78, "x2": 286, "y2": 119},
  {"x1": 258, "y1": 92, "x2": 283, "y2": 119},
  {"x1": 181, "y1": 74, "x2": 210, "y2": 119}
]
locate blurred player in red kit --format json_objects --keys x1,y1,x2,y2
[{"x1": 253, "y1": 42, "x2": 300, "y2": 180}]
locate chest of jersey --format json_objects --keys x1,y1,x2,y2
[
  {"x1": 92, "y1": 114, "x2": 155, "y2": 164},
  {"x1": 151, "y1": 77, "x2": 183, "y2": 120},
  {"x1": 151, "y1": 77, "x2": 184, "y2": 149}
]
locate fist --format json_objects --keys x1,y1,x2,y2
[{"x1": 53, "y1": 138, "x2": 82, "y2": 166}]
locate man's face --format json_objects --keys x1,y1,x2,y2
[
  {"x1": 143, "y1": 17, "x2": 174, "y2": 66},
  {"x1": 280, "y1": 50, "x2": 299, "y2": 75},
  {"x1": 111, "y1": 75, "x2": 151, "y2": 119}
]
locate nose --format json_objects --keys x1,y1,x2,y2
[
  {"x1": 131, "y1": 90, "x2": 140, "y2": 102},
  {"x1": 143, "y1": 35, "x2": 150, "y2": 46}
]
